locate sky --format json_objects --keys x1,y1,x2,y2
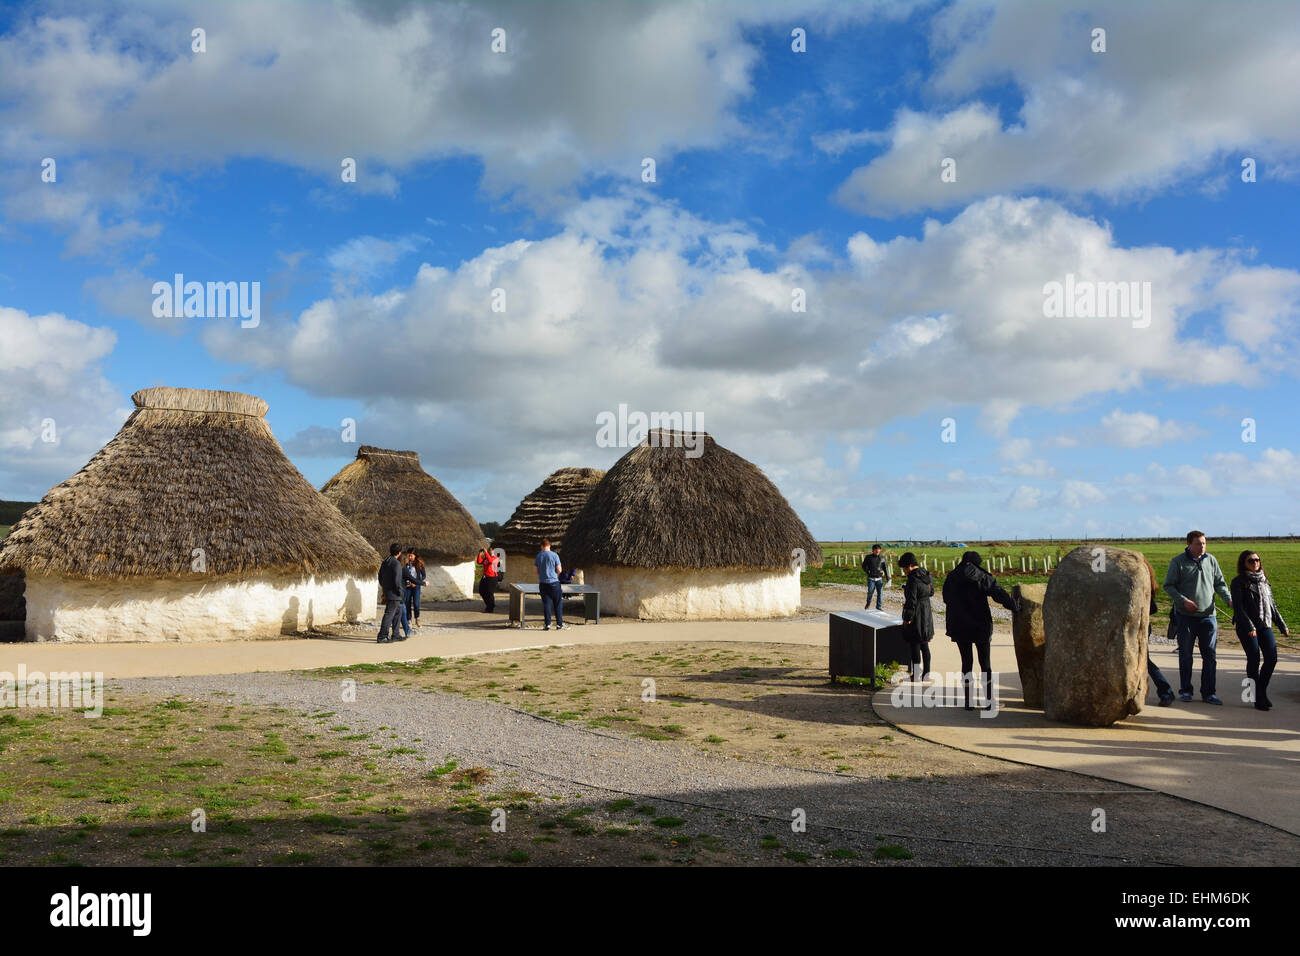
[{"x1": 1, "y1": 0, "x2": 1298, "y2": 542}]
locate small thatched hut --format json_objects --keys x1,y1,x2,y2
[
  {"x1": 563, "y1": 431, "x2": 822, "y2": 619},
  {"x1": 0, "y1": 387, "x2": 381, "y2": 642},
  {"x1": 321, "y1": 446, "x2": 487, "y2": 601},
  {"x1": 491, "y1": 467, "x2": 605, "y2": 586}
]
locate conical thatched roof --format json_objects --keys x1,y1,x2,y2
[
  {"x1": 321, "y1": 446, "x2": 487, "y2": 564},
  {"x1": 0, "y1": 387, "x2": 381, "y2": 580},
  {"x1": 563, "y1": 431, "x2": 823, "y2": 570},
  {"x1": 492, "y1": 467, "x2": 605, "y2": 554}
]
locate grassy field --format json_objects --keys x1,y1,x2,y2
[
  {"x1": 807, "y1": 538, "x2": 1300, "y2": 647},
  {"x1": 0, "y1": 684, "x2": 815, "y2": 866}
]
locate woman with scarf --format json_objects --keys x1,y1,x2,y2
[{"x1": 1230, "y1": 550, "x2": 1289, "y2": 711}]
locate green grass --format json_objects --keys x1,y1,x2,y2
[{"x1": 809, "y1": 538, "x2": 1300, "y2": 643}]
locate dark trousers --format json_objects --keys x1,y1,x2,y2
[
  {"x1": 478, "y1": 574, "x2": 498, "y2": 611},
  {"x1": 1175, "y1": 612, "x2": 1217, "y2": 697},
  {"x1": 1237, "y1": 624, "x2": 1277, "y2": 703},
  {"x1": 908, "y1": 640, "x2": 931, "y2": 677},
  {"x1": 1147, "y1": 656, "x2": 1173, "y2": 700},
  {"x1": 540, "y1": 581, "x2": 564, "y2": 627},
  {"x1": 405, "y1": 585, "x2": 421, "y2": 622},
  {"x1": 955, "y1": 637, "x2": 992, "y2": 706},
  {"x1": 377, "y1": 599, "x2": 403, "y2": 640},
  {"x1": 865, "y1": 578, "x2": 883, "y2": 610}
]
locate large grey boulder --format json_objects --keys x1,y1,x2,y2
[
  {"x1": 1011, "y1": 583, "x2": 1048, "y2": 708},
  {"x1": 1042, "y1": 546, "x2": 1149, "y2": 726}
]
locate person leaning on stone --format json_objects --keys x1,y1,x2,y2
[
  {"x1": 1142, "y1": 558, "x2": 1176, "y2": 706},
  {"x1": 861, "y1": 544, "x2": 888, "y2": 610},
  {"x1": 376, "y1": 543, "x2": 406, "y2": 644},
  {"x1": 1230, "y1": 549, "x2": 1289, "y2": 711},
  {"x1": 1163, "y1": 530, "x2": 1232, "y2": 705},
  {"x1": 941, "y1": 551, "x2": 1019, "y2": 711},
  {"x1": 898, "y1": 552, "x2": 935, "y2": 680}
]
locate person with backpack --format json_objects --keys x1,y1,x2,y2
[
  {"x1": 898, "y1": 552, "x2": 935, "y2": 680},
  {"x1": 1230, "y1": 549, "x2": 1289, "y2": 711},
  {"x1": 376, "y1": 543, "x2": 406, "y2": 644},
  {"x1": 476, "y1": 547, "x2": 501, "y2": 612},
  {"x1": 942, "y1": 551, "x2": 1019, "y2": 710},
  {"x1": 861, "y1": 544, "x2": 888, "y2": 610}
]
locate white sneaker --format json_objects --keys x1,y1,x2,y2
[
  {"x1": 542, "y1": 625, "x2": 550, "y2": 630},
  {"x1": 558, "y1": 623, "x2": 571, "y2": 630}
]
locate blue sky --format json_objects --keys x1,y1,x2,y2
[{"x1": 2, "y1": 0, "x2": 1298, "y2": 541}]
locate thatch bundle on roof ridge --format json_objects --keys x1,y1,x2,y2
[
  {"x1": 564, "y1": 431, "x2": 822, "y2": 572},
  {"x1": 0, "y1": 387, "x2": 380, "y2": 581},
  {"x1": 492, "y1": 467, "x2": 605, "y2": 555},
  {"x1": 321, "y1": 445, "x2": 487, "y2": 567}
]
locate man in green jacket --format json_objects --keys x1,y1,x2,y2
[{"x1": 1163, "y1": 530, "x2": 1233, "y2": 704}]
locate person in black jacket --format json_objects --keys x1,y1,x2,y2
[
  {"x1": 376, "y1": 543, "x2": 406, "y2": 644},
  {"x1": 1143, "y1": 558, "x2": 1176, "y2": 706},
  {"x1": 862, "y1": 544, "x2": 888, "y2": 610},
  {"x1": 1230, "y1": 549, "x2": 1290, "y2": 710},
  {"x1": 898, "y1": 552, "x2": 934, "y2": 679},
  {"x1": 942, "y1": 551, "x2": 1018, "y2": 710}
]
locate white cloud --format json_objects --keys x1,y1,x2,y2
[
  {"x1": 0, "y1": 304, "x2": 127, "y2": 497},
  {"x1": 193, "y1": 190, "x2": 1300, "y2": 520},
  {"x1": 1056, "y1": 480, "x2": 1105, "y2": 509},
  {"x1": 325, "y1": 235, "x2": 428, "y2": 288},
  {"x1": 0, "y1": 0, "x2": 895, "y2": 226},
  {"x1": 832, "y1": 0, "x2": 1300, "y2": 215},
  {"x1": 1097, "y1": 408, "x2": 1201, "y2": 448},
  {"x1": 1005, "y1": 485, "x2": 1043, "y2": 510}
]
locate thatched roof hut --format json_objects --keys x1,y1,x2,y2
[
  {"x1": 492, "y1": 467, "x2": 604, "y2": 583},
  {"x1": 321, "y1": 446, "x2": 487, "y2": 601},
  {"x1": 563, "y1": 431, "x2": 821, "y2": 619},
  {"x1": 0, "y1": 387, "x2": 381, "y2": 642}
]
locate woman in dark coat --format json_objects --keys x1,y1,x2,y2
[
  {"x1": 1230, "y1": 549, "x2": 1289, "y2": 710},
  {"x1": 898, "y1": 552, "x2": 934, "y2": 679},
  {"x1": 941, "y1": 550, "x2": 1018, "y2": 710}
]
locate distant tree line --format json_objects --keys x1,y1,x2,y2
[{"x1": 0, "y1": 501, "x2": 37, "y2": 525}]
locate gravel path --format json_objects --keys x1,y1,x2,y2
[{"x1": 113, "y1": 669, "x2": 1289, "y2": 866}]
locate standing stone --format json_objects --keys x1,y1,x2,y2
[
  {"x1": 1042, "y1": 546, "x2": 1149, "y2": 726},
  {"x1": 1011, "y1": 583, "x2": 1047, "y2": 708}
]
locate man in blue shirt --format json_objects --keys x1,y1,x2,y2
[
  {"x1": 534, "y1": 538, "x2": 569, "y2": 630},
  {"x1": 1163, "y1": 530, "x2": 1232, "y2": 704}
]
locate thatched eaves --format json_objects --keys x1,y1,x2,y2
[
  {"x1": 491, "y1": 467, "x2": 605, "y2": 554},
  {"x1": 562, "y1": 431, "x2": 823, "y2": 571},
  {"x1": 0, "y1": 387, "x2": 381, "y2": 580},
  {"x1": 321, "y1": 445, "x2": 487, "y2": 564}
]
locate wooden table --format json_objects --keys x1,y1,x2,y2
[
  {"x1": 508, "y1": 583, "x2": 600, "y2": 626},
  {"x1": 829, "y1": 609, "x2": 911, "y2": 686}
]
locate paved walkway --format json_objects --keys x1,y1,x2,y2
[
  {"x1": 874, "y1": 634, "x2": 1300, "y2": 835},
  {"x1": 4, "y1": 601, "x2": 1297, "y2": 835}
]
